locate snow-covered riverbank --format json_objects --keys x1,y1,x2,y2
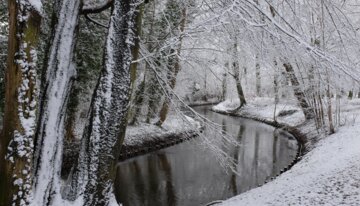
[
  {"x1": 62, "y1": 115, "x2": 201, "y2": 177},
  {"x1": 119, "y1": 115, "x2": 201, "y2": 160},
  {"x1": 212, "y1": 98, "x2": 360, "y2": 206}
]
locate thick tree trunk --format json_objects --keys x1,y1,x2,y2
[
  {"x1": 68, "y1": 1, "x2": 136, "y2": 205},
  {"x1": 283, "y1": 63, "x2": 314, "y2": 119},
  {"x1": 0, "y1": 1, "x2": 41, "y2": 205},
  {"x1": 31, "y1": 0, "x2": 80, "y2": 205}
]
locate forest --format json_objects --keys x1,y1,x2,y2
[{"x1": 1, "y1": 0, "x2": 360, "y2": 206}]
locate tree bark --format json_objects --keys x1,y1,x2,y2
[
  {"x1": 129, "y1": 75, "x2": 146, "y2": 125},
  {"x1": 129, "y1": 3, "x2": 144, "y2": 88},
  {"x1": 327, "y1": 75, "x2": 335, "y2": 134},
  {"x1": 128, "y1": 2, "x2": 145, "y2": 125},
  {"x1": 283, "y1": 63, "x2": 314, "y2": 119},
  {"x1": 0, "y1": 1, "x2": 41, "y2": 205},
  {"x1": 255, "y1": 55, "x2": 261, "y2": 96},
  {"x1": 68, "y1": 1, "x2": 137, "y2": 205},
  {"x1": 273, "y1": 59, "x2": 279, "y2": 121},
  {"x1": 30, "y1": 0, "x2": 80, "y2": 205},
  {"x1": 231, "y1": 40, "x2": 246, "y2": 109},
  {"x1": 221, "y1": 73, "x2": 227, "y2": 101}
]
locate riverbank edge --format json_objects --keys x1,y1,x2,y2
[
  {"x1": 117, "y1": 101, "x2": 220, "y2": 161},
  {"x1": 118, "y1": 130, "x2": 199, "y2": 161},
  {"x1": 187, "y1": 100, "x2": 221, "y2": 107},
  {"x1": 209, "y1": 107, "x2": 316, "y2": 187}
]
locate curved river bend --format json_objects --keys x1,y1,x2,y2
[{"x1": 115, "y1": 105, "x2": 298, "y2": 206}]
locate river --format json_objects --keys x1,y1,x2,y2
[{"x1": 115, "y1": 105, "x2": 298, "y2": 206}]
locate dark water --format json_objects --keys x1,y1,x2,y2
[{"x1": 115, "y1": 106, "x2": 298, "y2": 206}]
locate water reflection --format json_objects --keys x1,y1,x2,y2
[{"x1": 115, "y1": 105, "x2": 298, "y2": 206}]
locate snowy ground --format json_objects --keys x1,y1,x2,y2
[
  {"x1": 187, "y1": 97, "x2": 221, "y2": 106},
  {"x1": 124, "y1": 114, "x2": 201, "y2": 147},
  {"x1": 213, "y1": 97, "x2": 360, "y2": 206},
  {"x1": 212, "y1": 97, "x2": 305, "y2": 127}
]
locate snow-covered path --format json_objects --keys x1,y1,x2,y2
[{"x1": 215, "y1": 98, "x2": 360, "y2": 206}]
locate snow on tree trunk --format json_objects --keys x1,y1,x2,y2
[
  {"x1": 67, "y1": 1, "x2": 136, "y2": 205},
  {"x1": 283, "y1": 62, "x2": 314, "y2": 120},
  {"x1": 31, "y1": 0, "x2": 80, "y2": 205},
  {"x1": 0, "y1": 1, "x2": 41, "y2": 205}
]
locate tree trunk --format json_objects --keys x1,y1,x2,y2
[
  {"x1": 143, "y1": 0, "x2": 160, "y2": 124},
  {"x1": 327, "y1": 76, "x2": 335, "y2": 134},
  {"x1": 0, "y1": 1, "x2": 41, "y2": 205},
  {"x1": 221, "y1": 73, "x2": 227, "y2": 101},
  {"x1": 156, "y1": 6, "x2": 187, "y2": 126},
  {"x1": 231, "y1": 41, "x2": 246, "y2": 109},
  {"x1": 128, "y1": 2, "x2": 145, "y2": 125},
  {"x1": 129, "y1": 75, "x2": 146, "y2": 125},
  {"x1": 146, "y1": 67, "x2": 162, "y2": 123},
  {"x1": 31, "y1": 0, "x2": 80, "y2": 205},
  {"x1": 67, "y1": 1, "x2": 136, "y2": 205},
  {"x1": 255, "y1": 55, "x2": 261, "y2": 96},
  {"x1": 273, "y1": 59, "x2": 279, "y2": 121},
  {"x1": 283, "y1": 63, "x2": 314, "y2": 119},
  {"x1": 234, "y1": 72, "x2": 247, "y2": 108},
  {"x1": 129, "y1": 3, "x2": 144, "y2": 88}
]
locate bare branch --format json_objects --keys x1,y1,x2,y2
[
  {"x1": 84, "y1": 14, "x2": 108, "y2": 28},
  {"x1": 81, "y1": 0, "x2": 113, "y2": 14}
]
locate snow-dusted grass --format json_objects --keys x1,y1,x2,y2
[{"x1": 214, "y1": 98, "x2": 360, "y2": 206}]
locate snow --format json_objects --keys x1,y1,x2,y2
[
  {"x1": 66, "y1": 1, "x2": 138, "y2": 204},
  {"x1": 28, "y1": 0, "x2": 42, "y2": 14},
  {"x1": 213, "y1": 97, "x2": 305, "y2": 127},
  {"x1": 213, "y1": 98, "x2": 360, "y2": 206},
  {"x1": 31, "y1": 0, "x2": 80, "y2": 205},
  {"x1": 125, "y1": 114, "x2": 200, "y2": 146}
]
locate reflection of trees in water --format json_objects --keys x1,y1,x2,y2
[
  {"x1": 114, "y1": 107, "x2": 298, "y2": 205},
  {"x1": 158, "y1": 153, "x2": 177, "y2": 206},
  {"x1": 253, "y1": 130, "x2": 260, "y2": 185},
  {"x1": 114, "y1": 161, "x2": 146, "y2": 206},
  {"x1": 115, "y1": 154, "x2": 177, "y2": 206},
  {"x1": 147, "y1": 155, "x2": 162, "y2": 205},
  {"x1": 272, "y1": 130, "x2": 279, "y2": 176},
  {"x1": 220, "y1": 118, "x2": 229, "y2": 156},
  {"x1": 230, "y1": 125, "x2": 245, "y2": 195},
  {"x1": 132, "y1": 161, "x2": 145, "y2": 204}
]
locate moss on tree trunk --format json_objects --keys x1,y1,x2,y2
[{"x1": 0, "y1": 2, "x2": 41, "y2": 205}]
